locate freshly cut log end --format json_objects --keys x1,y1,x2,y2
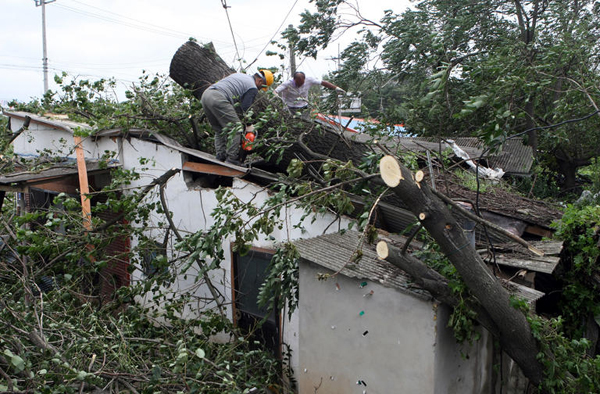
[
  {"x1": 415, "y1": 170, "x2": 425, "y2": 183},
  {"x1": 376, "y1": 241, "x2": 389, "y2": 259},
  {"x1": 380, "y1": 155, "x2": 403, "y2": 187}
]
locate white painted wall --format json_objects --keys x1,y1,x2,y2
[
  {"x1": 298, "y1": 260, "x2": 437, "y2": 394},
  {"x1": 89, "y1": 134, "x2": 353, "y2": 376},
  {"x1": 13, "y1": 120, "x2": 76, "y2": 159}
]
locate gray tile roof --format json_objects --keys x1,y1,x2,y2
[
  {"x1": 294, "y1": 230, "x2": 432, "y2": 300},
  {"x1": 294, "y1": 230, "x2": 549, "y2": 304}
]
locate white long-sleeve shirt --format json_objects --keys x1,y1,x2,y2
[{"x1": 274, "y1": 76, "x2": 322, "y2": 108}]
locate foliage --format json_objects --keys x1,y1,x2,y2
[
  {"x1": 5, "y1": 8, "x2": 600, "y2": 388},
  {"x1": 579, "y1": 158, "x2": 600, "y2": 195},
  {"x1": 551, "y1": 204, "x2": 600, "y2": 337},
  {"x1": 529, "y1": 315, "x2": 600, "y2": 393},
  {"x1": 258, "y1": 242, "x2": 301, "y2": 321},
  {"x1": 9, "y1": 72, "x2": 213, "y2": 152},
  {"x1": 292, "y1": 0, "x2": 600, "y2": 194},
  {"x1": 0, "y1": 160, "x2": 285, "y2": 392}
]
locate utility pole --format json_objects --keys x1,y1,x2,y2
[
  {"x1": 288, "y1": 25, "x2": 296, "y2": 76},
  {"x1": 34, "y1": 0, "x2": 56, "y2": 94}
]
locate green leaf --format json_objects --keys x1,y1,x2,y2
[
  {"x1": 4, "y1": 350, "x2": 25, "y2": 372},
  {"x1": 76, "y1": 370, "x2": 88, "y2": 381}
]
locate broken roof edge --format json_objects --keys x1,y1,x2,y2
[
  {"x1": 4, "y1": 111, "x2": 255, "y2": 177},
  {"x1": 3, "y1": 110, "x2": 93, "y2": 133},
  {"x1": 0, "y1": 159, "x2": 120, "y2": 185}
]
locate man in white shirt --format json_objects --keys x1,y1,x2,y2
[{"x1": 274, "y1": 71, "x2": 345, "y2": 116}]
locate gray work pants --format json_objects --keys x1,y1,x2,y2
[{"x1": 201, "y1": 88, "x2": 242, "y2": 161}]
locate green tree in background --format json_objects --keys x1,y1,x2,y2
[{"x1": 291, "y1": 0, "x2": 600, "y2": 194}]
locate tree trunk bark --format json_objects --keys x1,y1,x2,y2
[
  {"x1": 379, "y1": 155, "x2": 546, "y2": 386},
  {"x1": 169, "y1": 41, "x2": 369, "y2": 172},
  {"x1": 169, "y1": 41, "x2": 235, "y2": 100}
]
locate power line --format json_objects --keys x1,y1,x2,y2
[
  {"x1": 54, "y1": 0, "x2": 232, "y2": 47},
  {"x1": 220, "y1": 0, "x2": 243, "y2": 69},
  {"x1": 65, "y1": 0, "x2": 196, "y2": 38},
  {"x1": 244, "y1": 0, "x2": 300, "y2": 71},
  {"x1": 53, "y1": 3, "x2": 189, "y2": 39}
]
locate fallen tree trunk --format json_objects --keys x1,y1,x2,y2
[
  {"x1": 378, "y1": 155, "x2": 546, "y2": 386},
  {"x1": 169, "y1": 41, "x2": 235, "y2": 100},
  {"x1": 376, "y1": 239, "x2": 500, "y2": 337},
  {"x1": 169, "y1": 41, "x2": 371, "y2": 170}
]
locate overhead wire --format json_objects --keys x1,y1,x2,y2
[
  {"x1": 243, "y1": 0, "x2": 300, "y2": 71},
  {"x1": 56, "y1": 0, "x2": 232, "y2": 47},
  {"x1": 53, "y1": 3, "x2": 191, "y2": 40},
  {"x1": 220, "y1": 0, "x2": 243, "y2": 70},
  {"x1": 65, "y1": 0, "x2": 195, "y2": 38}
]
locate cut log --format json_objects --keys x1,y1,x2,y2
[
  {"x1": 380, "y1": 155, "x2": 403, "y2": 187},
  {"x1": 169, "y1": 41, "x2": 235, "y2": 99}
]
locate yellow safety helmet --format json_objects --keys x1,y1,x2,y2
[{"x1": 259, "y1": 69, "x2": 274, "y2": 88}]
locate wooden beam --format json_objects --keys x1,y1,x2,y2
[
  {"x1": 182, "y1": 161, "x2": 246, "y2": 177},
  {"x1": 0, "y1": 185, "x2": 29, "y2": 193},
  {"x1": 493, "y1": 255, "x2": 560, "y2": 274},
  {"x1": 74, "y1": 136, "x2": 92, "y2": 231}
]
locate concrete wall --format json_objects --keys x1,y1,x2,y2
[
  {"x1": 434, "y1": 305, "x2": 494, "y2": 394},
  {"x1": 298, "y1": 260, "x2": 438, "y2": 394}
]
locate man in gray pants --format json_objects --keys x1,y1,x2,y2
[{"x1": 201, "y1": 70, "x2": 274, "y2": 166}]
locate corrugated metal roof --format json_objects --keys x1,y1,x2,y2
[
  {"x1": 393, "y1": 137, "x2": 533, "y2": 175},
  {"x1": 334, "y1": 128, "x2": 533, "y2": 176}
]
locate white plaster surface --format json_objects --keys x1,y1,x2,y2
[{"x1": 298, "y1": 261, "x2": 437, "y2": 394}]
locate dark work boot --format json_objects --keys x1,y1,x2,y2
[{"x1": 225, "y1": 158, "x2": 243, "y2": 167}]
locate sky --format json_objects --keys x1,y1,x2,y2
[{"x1": 1, "y1": 0, "x2": 411, "y2": 105}]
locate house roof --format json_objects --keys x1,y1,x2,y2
[
  {"x1": 2, "y1": 110, "x2": 556, "y2": 304},
  {"x1": 0, "y1": 160, "x2": 119, "y2": 191},
  {"x1": 3, "y1": 110, "x2": 92, "y2": 133},
  {"x1": 331, "y1": 124, "x2": 533, "y2": 176},
  {"x1": 294, "y1": 230, "x2": 549, "y2": 304},
  {"x1": 293, "y1": 230, "x2": 432, "y2": 300}
]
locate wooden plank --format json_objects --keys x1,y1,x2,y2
[
  {"x1": 495, "y1": 255, "x2": 560, "y2": 274},
  {"x1": 524, "y1": 225, "x2": 554, "y2": 238},
  {"x1": 32, "y1": 180, "x2": 78, "y2": 194},
  {"x1": 0, "y1": 185, "x2": 28, "y2": 193},
  {"x1": 502, "y1": 279, "x2": 545, "y2": 303},
  {"x1": 74, "y1": 136, "x2": 92, "y2": 231},
  {"x1": 182, "y1": 161, "x2": 246, "y2": 177},
  {"x1": 529, "y1": 240, "x2": 563, "y2": 256}
]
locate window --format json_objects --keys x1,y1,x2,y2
[{"x1": 232, "y1": 248, "x2": 280, "y2": 356}]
